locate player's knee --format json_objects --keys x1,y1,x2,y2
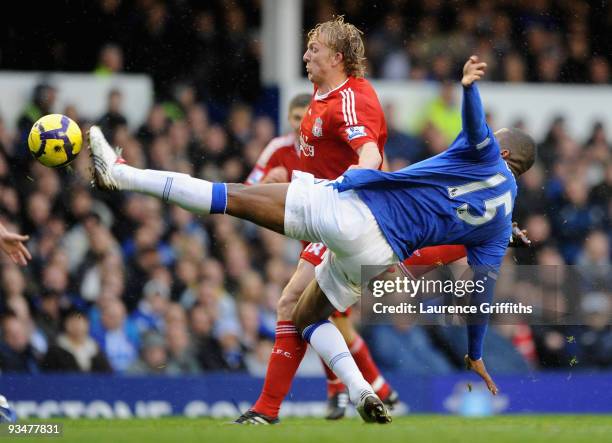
[
  {"x1": 291, "y1": 302, "x2": 327, "y2": 336},
  {"x1": 277, "y1": 285, "x2": 301, "y2": 320}
]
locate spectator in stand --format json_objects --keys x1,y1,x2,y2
[
  {"x1": 90, "y1": 298, "x2": 139, "y2": 372},
  {"x1": 127, "y1": 331, "x2": 170, "y2": 375},
  {"x1": 137, "y1": 104, "x2": 169, "y2": 148},
  {"x1": 531, "y1": 247, "x2": 581, "y2": 368},
  {"x1": 419, "y1": 82, "x2": 462, "y2": 145},
  {"x1": 244, "y1": 338, "x2": 273, "y2": 377},
  {"x1": 94, "y1": 43, "x2": 124, "y2": 77},
  {"x1": 98, "y1": 89, "x2": 128, "y2": 138},
  {"x1": 5, "y1": 293, "x2": 48, "y2": 355},
  {"x1": 0, "y1": 313, "x2": 39, "y2": 373},
  {"x1": 576, "y1": 231, "x2": 612, "y2": 293},
  {"x1": 237, "y1": 300, "x2": 261, "y2": 352},
  {"x1": 34, "y1": 291, "x2": 63, "y2": 344},
  {"x1": 165, "y1": 323, "x2": 200, "y2": 374},
  {"x1": 590, "y1": 57, "x2": 611, "y2": 84},
  {"x1": 131, "y1": 279, "x2": 171, "y2": 335},
  {"x1": 16, "y1": 83, "x2": 56, "y2": 153},
  {"x1": 383, "y1": 103, "x2": 425, "y2": 170},
  {"x1": 363, "y1": 322, "x2": 455, "y2": 375},
  {"x1": 560, "y1": 33, "x2": 590, "y2": 83},
  {"x1": 503, "y1": 52, "x2": 528, "y2": 83},
  {"x1": 553, "y1": 177, "x2": 606, "y2": 263},
  {"x1": 42, "y1": 310, "x2": 112, "y2": 373},
  {"x1": 514, "y1": 163, "x2": 548, "y2": 222},
  {"x1": 577, "y1": 292, "x2": 612, "y2": 368},
  {"x1": 189, "y1": 304, "x2": 226, "y2": 371}
]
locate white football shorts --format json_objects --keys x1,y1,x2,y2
[{"x1": 284, "y1": 171, "x2": 398, "y2": 312}]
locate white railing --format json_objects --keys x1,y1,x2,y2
[{"x1": 0, "y1": 72, "x2": 153, "y2": 132}]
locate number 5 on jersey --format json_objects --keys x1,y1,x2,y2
[{"x1": 447, "y1": 173, "x2": 513, "y2": 226}]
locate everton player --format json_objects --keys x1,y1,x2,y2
[
  {"x1": 244, "y1": 92, "x2": 532, "y2": 422},
  {"x1": 89, "y1": 55, "x2": 536, "y2": 423}
]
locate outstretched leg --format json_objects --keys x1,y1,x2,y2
[
  {"x1": 226, "y1": 184, "x2": 287, "y2": 234},
  {"x1": 90, "y1": 126, "x2": 391, "y2": 424},
  {"x1": 89, "y1": 126, "x2": 289, "y2": 234}
]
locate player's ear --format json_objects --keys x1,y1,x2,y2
[
  {"x1": 500, "y1": 149, "x2": 510, "y2": 159},
  {"x1": 332, "y1": 51, "x2": 343, "y2": 67}
]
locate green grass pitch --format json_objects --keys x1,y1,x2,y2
[{"x1": 14, "y1": 415, "x2": 612, "y2": 443}]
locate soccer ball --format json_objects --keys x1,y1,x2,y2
[
  {"x1": 28, "y1": 114, "x2": 83, "y2": 168},
  {"x1": 0, "y1": 395, "x2": 16, "y2": 423}
]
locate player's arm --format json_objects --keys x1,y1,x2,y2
[
  {"x1": 397, "y1": 244, "x2": 504, "y2": 378},
  {"x1": 381, "y1": 152, "x2": 390, "y2": 172},
  {"x1": 336, "y1": 91, "x2": 384, "y2": 171},
  {"x1": 261, "y1": 150, "x2": 290, "y2": 183},
  {"x1": 461, "y1": 55, "x2": 489, "y2": 147},
  {"x1": 463, "y1": 243, "x2": 508, "y2": 396},
  {"x1": 261, "y1": 166, "x2": 289, "y2": 184},
  {"x1": 509, "y1": 222, "x2": 531, "y2": 248},
  {"x1": 245, "y1": 142, "x2": 289, "y2": 185},
  {"x1": 245, "y1": 165, "x2": 266, "y2": 185},
  {"x1": 351, "y1": 142, "x2": 382, "y2": 170},
  {"x1": 465, "y1": 265, "x2": 498, "y2": 394}
]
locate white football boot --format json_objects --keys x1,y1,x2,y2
[
  {"x1": 355, "y1": 390, "x2": 392, "y2": 424},
  {"x1": 88, "y1": 125, "x2": 124, "y2": 191}
]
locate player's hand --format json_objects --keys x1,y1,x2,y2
[
  {"x1": 508, "y1": 222, "x2": 531, "y2": 248},
  {"x1": 464, "y1": 355, "x2": 498, "y2": 395},
  {"x1": 261, "y1": 166, "x2": 288, "y2": 184},
  {"x1": 461, "y1": 55, "x2": 487, "y2": 87},
  {"x1": 0, "y1": 224, "x2": 32, "y2": 266},
  {"x1": 347, "y1": 164, "x2": 363, "y2": 170}
]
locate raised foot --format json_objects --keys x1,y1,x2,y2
[{"x1": 87, "y1": 125, "x2": 123, "y2": 191}]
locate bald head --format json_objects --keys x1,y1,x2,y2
[{"x1": 495, "y1": 128, "x2": 536, "y2": 177}]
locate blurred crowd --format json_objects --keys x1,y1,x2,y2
[
  {"x1": 3, "y1": 0, "x2": 612, "y2": 107},
  {"x1": 0, "y1": 0, "x2": 610, "y2": 377},
  {"x1": 3, "y1": 0, "x2": 262, "y2": 104},
  {"x1": 307, "y1": 0, "x2": 612, "y2": 84}
]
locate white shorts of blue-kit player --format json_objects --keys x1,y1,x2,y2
[{"x1": 284, "y1": 171, "x2": 398, "y2": 312}]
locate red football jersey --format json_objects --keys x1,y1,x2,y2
[
  {"x1": 299, "y1": 76, "x2": 387, "y2": 180},
  {"x1": 245, "y1": 133, "x2": 300, "y2": 185}
]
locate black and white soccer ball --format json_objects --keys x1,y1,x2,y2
[{"x1": 0, "y1": 395, "x2": 16, "y2": 423}]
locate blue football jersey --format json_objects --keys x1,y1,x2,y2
[{"x1": 333, "y1": 85, "x2": 516, "y2": 270}]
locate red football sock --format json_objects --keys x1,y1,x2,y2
[
  {"x1": 349, "y1": 334, "x2": 391, "y2": 400},
  {"x1": 399, "y1": 245, "x2": 467, "y2": 277},
  {"x1": 252, "y1": 321, "x2": 307, "y2": 418},
  {"x1": 321, "y1": 357, "x2": 347, "y2": 397}
]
